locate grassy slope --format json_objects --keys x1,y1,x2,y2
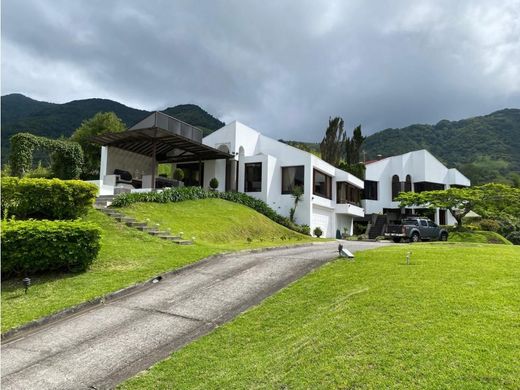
[
  {"x1": 449, "y1": 230, "x2": 512, "y2": 245},
  {"x1": 1, "y1": 199, "x2": 312, "y2": 332},
  {"x1": 121, "y1": 244, "x2": 520, "y2": 389}
]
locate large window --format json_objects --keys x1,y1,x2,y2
[
  {"x1": 244, "y1": 163, "x2": 262, "y2": 192},
  {"x1": 337, "y1": 182, "x2": 360, "y2": 205},
  {"x1": 362, "y1": 180, "x2": 378, "y2": 200},
  {"x1": 404, "y1": 175, "x2": 412, "y2": 192},
  {"x1": 282, "y1": 166, "x2": 304, "y2": 194},
  {"x1": 313, "y1": 169, "x2": 332, "y2": 199},
  {"x1": 414, "y1": 182, "x2": 445, "y2": 193}
]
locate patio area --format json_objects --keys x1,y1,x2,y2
[{"x1": 90, "y1": 111, "x2": 231, "y2": 195}]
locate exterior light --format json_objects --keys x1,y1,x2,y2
[
  {"x1": 338, "y1": 244, "x2": 354, "y2": 259},
  {"x1": 22, "y1": 277, "x2": 31, "y2": 294},
  {"x1": 406, "y1": 251, "x2": 412, "y2": 265}
]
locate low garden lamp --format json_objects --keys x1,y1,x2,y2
[{"x1": 22, "y1": 277, "x2": 31, "y2": 294}]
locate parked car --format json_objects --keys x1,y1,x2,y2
[{"x1": 385, "y1": 217, "x2": 449, "y2": 243}]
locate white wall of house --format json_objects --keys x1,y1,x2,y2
[
  {"x1": 362, "y1": 149, "x2": 471, "y2": 225},
  {"x1": 203, "y1": 121, "x2": 364, "y2": 238}
]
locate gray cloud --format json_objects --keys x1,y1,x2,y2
[{"x1": 2, "y1": 0, "x2": 520, "y2": 140}]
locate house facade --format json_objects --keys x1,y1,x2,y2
[
  {"x1": 361, "y1": 149, "x2": 471, "y2": 225},
  {"x1": 192, "y1": 121, "x2": 364, "y2": 238},
  {"x1": 94, "y1": 114, "x2": 364, "y2": 238}
]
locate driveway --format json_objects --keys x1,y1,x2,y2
[{"x1": 1, "y1": 241, "x2": 388, "y2": 389}]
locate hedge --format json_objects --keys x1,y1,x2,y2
[
  {"x1": 1, "y1": 177, "x2": 98, "y2": 220},
  {"x1": 1, "y1": 220, "x2": 102, "y2": 275},
  {"x1": 112, "y1": 187, "x2": 311, "y2": 235}
]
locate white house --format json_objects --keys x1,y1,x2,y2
[
  {"x1": 361, "y1": 149, "x2": 471, "y2": 226},
  {"x1": 92, "y1": 112, "x2": 364, "y2": 238}
]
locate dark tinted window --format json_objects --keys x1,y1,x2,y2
[
  {"x1": 363, "y1": 180, "x2": 378, "y2": 200},
  {"x1": 313, "y1": 169, "x2": 332, "y2": 199},
  {"x1": 281, "y1": 166, "x2": 304, "y2": 194},
  {"x1": 245, "y1": 163, "x2": 262, "y2": 192},
  {"x1": 420, "y1": 220, "x2": 428, "y2": 227},
  {"x1": 392, "y1": 175, "x2": 400, "y2": 200},
  {"x1": 428, "y1": 221, "x2": 437, "y2": 227},
  {"x1": 414, "y1": 182, "x2": 445, "y2": 193},
  {"x1": 402, "y1": 219, "x2": 419, "y2": 226}
]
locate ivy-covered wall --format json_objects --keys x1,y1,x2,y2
[{"x1": 9, "y1": 133, "x2": 84, "y2": 179}]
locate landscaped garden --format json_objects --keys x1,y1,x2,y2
[
  {"x1": 120, "y1": 243, "x2": 520, "y2": 389},
  {"x1": 1, "y1": 184, "x2": 313, "y2": 333}
]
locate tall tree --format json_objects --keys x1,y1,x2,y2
[
  {"x1": 320, "y1": 117, "x2": 346, "y2": 167},
  {"x1": 71, "y1": 112, "x2": 126, "y2": 179}
]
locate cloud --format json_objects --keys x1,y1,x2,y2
[{"x1": 2, "y1": 0, "x2": 520, "y2": 140}]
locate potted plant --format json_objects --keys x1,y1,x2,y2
[
  {"x1": 209, "y1": 177, "x2": 219, "y2": 191},
  {"x1": 172, "y1": 168, "x2": 185, "y2": 187},
  {"x1": 313, "y1": 226, "x2": 323, "y2": 238}
]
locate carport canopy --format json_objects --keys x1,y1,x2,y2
[{"x1": 91, "y1": 111, "x2": 232, "y2": 188}]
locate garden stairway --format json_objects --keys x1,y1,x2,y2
[{"x1": 95, "y1": 203, "x2": 192, "y2": 245}]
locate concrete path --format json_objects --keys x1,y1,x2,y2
[{"x1": 1, "y1": 241, "x2": 387, "y2": 390}]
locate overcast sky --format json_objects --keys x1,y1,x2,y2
[{"x1": 2, "y1": 0, "x2": 520, "y2": 140}]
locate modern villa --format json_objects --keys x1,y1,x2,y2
[
  {"x1": 360, "y1": 149, "x2": 471, "y2": 236},
  {"x1": 92, "y1": 112, "x2": 365, "y2": 238}
]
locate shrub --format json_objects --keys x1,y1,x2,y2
[
  {"x1": 173, "y1": 168, "x2": 184, "y2": 181},
  {"x1": 313, "y1": 226, "x2": 323, "y2": 238},
  {"x1": 1, "y1": 177, "x2": 98, "y2": 220},
  {"x1": 112, "y1": 187, "x2": 311, "y2": 235},
  {"x1": 209, "y1": 177, "x2": 219, "y2": 190},
  {"x1": 478, "y1": 219, "x2": 501, "y2": 232},
  {"x1": 1, "y1": 219, "x2": 101, "y2": 275},
  {"x1": 506, "y1": 231, "x2": 520, "y2": 245},
  {"x1": 9, "y1": 133, "x2": 83, "y2": 179}
]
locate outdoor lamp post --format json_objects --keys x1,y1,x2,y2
[{"x1": 22, "y1": 277, "x2": 31, "y2": 294}]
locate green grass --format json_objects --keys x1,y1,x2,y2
[
  {"x1": 1, "y1": 199, "x2": 312, "y2": 332},
  {"x1": 121, "y1": 243, "x2": 520, "y2": 389},
  {"x1": 449, "y1": 230, "x2": 512, "y2": 245}
]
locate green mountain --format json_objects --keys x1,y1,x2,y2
[
  {"x1": 363, "y1": 109, "x2": 520, "y2": 185},
  {"x1": 1, "y1": 94, "x2": 225, "y2": 163}
]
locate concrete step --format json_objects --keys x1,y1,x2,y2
[
  {"x1": 147, "y1": 230, "x2": 169, "y2": 236},
  {"x1": 126, "y1": 221, "x2": 148, "y2": 228},
  {"x1": 115, "y1": 216, "x2": 136, "y2": 223},
  {"x1": 173, "y1": 240, "x2": 193, "y2": 245}
]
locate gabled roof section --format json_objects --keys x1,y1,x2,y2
[{"x1": 91, "y1": 111, "x2": 232, "y2": 163}]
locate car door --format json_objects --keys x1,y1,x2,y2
[
  {"x1": 427, "y1": 220, "x2": 438, "y2": 239},
  {"x1": 419, "y1": 220, "x2": 430, "y2": 238}
]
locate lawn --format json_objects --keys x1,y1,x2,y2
[
  {"x1": 121, "y1": 243, "x2": 520, "y2": 389},
  {"x1": 1, "y1": 199, "x2": 312, "y2": 332}
]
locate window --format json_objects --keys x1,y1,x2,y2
[
  {"x1": 363, "y1": 180, "x2": 378, "y2": 200},
  {"x1": 337, "y1": 182, "x2": 360, "y2": 205},
  {"x1": 244, "y1": 163, "x2": 262, "y2": 192},
  {"x1": 428, "y1": 221, "x2": 438, "y2": 227},
  {"x1": 405, "y1": 175, "x2": 412, "y2": 192},
  {"x1": 282, "y1": 166, "x2": 304, "y2": 194},
  {"x1": 313, "y1": 169, "x2": 332, "y2": 199},
  {"x1": 392, "y1": 175, "x2": 400, "y2": 200},
  {"x1": 420, "y1": 220, "x2": 428, "y2": 227},
  {"x1": 414, "y1": 182, "x2": 445, "y2": 193}
]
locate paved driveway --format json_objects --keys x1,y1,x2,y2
[{"x1": 1, "y1": 241, "x2": 388, "y2": 389}]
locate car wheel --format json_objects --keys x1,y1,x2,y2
[
  {"x1": 411, "y1": 233, "x2": 421, "y2": 243},
  {"x1": 440, "y1": 233, "x2": 448, "y2": 241},
  {"x1": 393, "y1": 237, "x2": 401, "y2": 243}
]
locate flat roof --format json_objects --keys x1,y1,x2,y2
[{"x1": 91, "y1": 111, "x2": 231, "y2": 163}]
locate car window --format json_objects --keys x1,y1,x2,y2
[
  {"x1": 403, "y1": 220, "x2": 418, "y2": 225},
  {"x1": 420, "y1": 220, "x2": 428, "y2": 227},
  {"x1": 428, "y1": 221, "x2": 437, "y2": 227}
]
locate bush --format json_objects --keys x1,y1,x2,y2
[
  {"x1": 313, "y1": 226, "x2": 323, "y2": 238},
  {"x1": 173, "y1": 168, "x2": 184, "y2": 181},
  {"x1": 478, "y1": 219, "x2": 501, "y2": 232},
  {"x1": 1, "y1": 219, "x2": 101, "y2": 275},
  {"x1": 506, "y1": 231, "x2": 520, "y2": 245},
  {"x1": 209, "y1": 177, "x2": 219, "y2": 190},
  {"x1": 112, "y1": 187, "x2": 311, "y2": 235},
  {"x1": 1, "y1": 177, "x2": 98, "y2": 220}
]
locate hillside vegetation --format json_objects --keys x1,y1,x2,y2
[
  {"x1": 1, "y1": 199, "x2": 312, "y2": 332},
  {"x1": 121, "y1": 243, "x2": 520, "y2": 389},
  {"x1": 0, "y1": 94, "x2": 225, "y2": 163},
  {"x1": 363, "y1": 109, "x2": 520, "y2": 185}
]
